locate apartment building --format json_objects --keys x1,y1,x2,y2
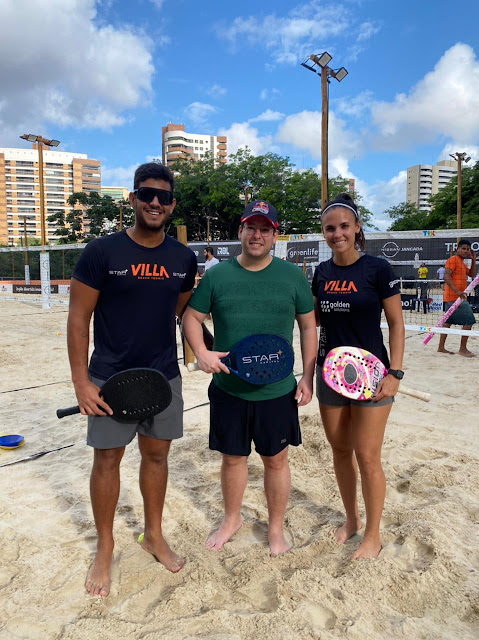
[
  {"x1": 406, "y1": 159, "x2": 457, "y2": 212},
  {"x1": 0, "y1": 146, "x2": 101, "y2": 245},
  {"x1": 101, "y1": 186, "x2": 129, "y2": 202},
  {"x1": 161, "y1": 123, "x2": 227, "y2": 167}
]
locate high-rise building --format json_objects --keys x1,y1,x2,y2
[
  {"x1": 161, "y1": 123, "x2": 227, "y2": 167},
  {"x1": 406, "y1": 160, "x2": 457, "y2": 212},
  {"x1": 101, "y1": 186, "x2": 129, "y2": 202},
  {"x1": 0, "y1": 146, "x2": 101, "y2": 245}
]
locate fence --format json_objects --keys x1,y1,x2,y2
[{"x1": 1, "y1": 229, "x2": 478, "y2": 338}]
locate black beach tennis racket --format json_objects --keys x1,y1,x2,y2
[
  {"x1": 57, "y1": 368, "x2": 172, "y2": 421},
  {"x1": 188, "y1": 334, "x2": 294, "y2": 385}
]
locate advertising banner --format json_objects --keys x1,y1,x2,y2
[{"x1": 13, "y1": 284, "x2": 59, "y2": 294}]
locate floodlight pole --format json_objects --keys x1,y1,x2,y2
[
  {"x1": 320, "y1": 65, "x2": 329, "y2": 209},
  {"x1": 301, "y1": 53, "x2": 347, "y2": 210},
  {"x1": 449, "y1": 151, "x2": 470, "y2": 243},
  {"x1": 19, "y1": 134, "x2": 61, "y2": 308}
]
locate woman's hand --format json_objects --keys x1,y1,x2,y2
[{"x1": 372, "y1": 374, "x2": 400, "y2": 402}]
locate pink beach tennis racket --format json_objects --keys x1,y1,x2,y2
[{"x1": 322, "y1": 346, "x2": 430, "y2": 402}]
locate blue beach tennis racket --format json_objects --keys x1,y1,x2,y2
[{"x1": 188, "y1": 334, "x2": 294, "y2": 385}]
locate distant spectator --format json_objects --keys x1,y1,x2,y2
[
  {"x1": 438, "y1": 240, "x2": 476, "y2": 357},
  {"x1": 418, "y1": 262, "x2": 428, "y2": 279},
  {"x1": 417, "y1": 262, "x2": 429, "y2": 312},
  {"x1": 204, "y1": 247, "x2": 219, "y2": 271},
  {"x1": 437, "y1": 264, "x2": 445, "y2": 282}
]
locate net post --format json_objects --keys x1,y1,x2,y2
[{"x1": 176, "y1": 225, "x2": 195, "y2": 368}]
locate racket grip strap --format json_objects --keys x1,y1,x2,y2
[
  {"x1": 398, "y1": 385, "x2": 431, "y2": 403},
  {"x1": 57, "y1": 405, "x2": 80, "y2": 419}
]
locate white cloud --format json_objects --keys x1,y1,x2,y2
[
  {"x1": 371, "y1": 43, "x2": 479, "y2": 150},
  {"x1": 184, "y1": 102, "x2": 218, "y2": 125},
  {"x1": 357, "y1": 20, "x2": 381, "y2": 42},
  {"x1": 352, "y1": 171, "x2": 408, "y2": 231},
  {"x1": 206, "y1": 84, "x2": 227, "y2": 97},
  {"x1": 260, "y1": 88, "x2": 281, "y2": 101},
  {"x1": 276, "y1": 109, "x2": 362, "y2": 165},
  {"x1": 217, "y1": 3, "x2": 380, "y2": 66},
  {"x1": 437, "y1": 143, "x2": 479, "y2": 165},
  {"x1": 249, "y1": 109, "x2": 285, "y2": 123},
  {"x1": 217, "y1": 122, "x2": 274, "y2": 156},
  {"x1": 101, "y1": 164, "x2": 141, "y2": 189},
  {"x1": 0, "y1": 0, "x2": 155, "y2": 135},
  {"x1": 149, "y1": 0, "x2": 165, "y2": 8},
  {"x1": 216, "y1": 2, "x2": 351, "y2": 65},
  {"x1": 334, "y1": 91, "x2": 373, "y2": 118}
]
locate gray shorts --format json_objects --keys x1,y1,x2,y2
[
  {"x1": 316, "y1": 366, "x2": 394, "y2": 407},
  {"x1": 444, "y1": 300, "x2": 476, "y2": 327},
  {"x1": 87, "y1": 375, "x2": 183, "y2": 449}
]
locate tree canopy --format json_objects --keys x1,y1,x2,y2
[
  {"x1": 48, "y1": 193, "x2": 133, "y2": 243},
  {"x1": 386, "y1": 161, "x2": 479, "y2": 230},
  {"x1": 48, "y1": 149, "x2": 376, "y2": 242},
  {"x1": 168, "y1": 149, "x2": 376, "y2": 240}
]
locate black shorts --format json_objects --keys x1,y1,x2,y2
[{"x1": 208, "y1": 381, "x2": 301, "y2": 457}]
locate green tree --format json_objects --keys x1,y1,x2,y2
[
  {"x1": 385, "y1": 202, "x2": 429, "y2": 231},
  {"x1": 429, "y1": 162, "x2": 479, "y2": 229},
  {"x1": 49, "y1": 193, "x2": 132, "y2": 242}
]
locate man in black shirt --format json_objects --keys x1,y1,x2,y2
[{"x1": 68, "y1": 163, "x2": 197, "y2": 597}]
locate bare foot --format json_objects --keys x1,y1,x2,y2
[
  {"x1": 334, "y1": 518, "x2": 363, "y2": 544},
  {"x1": 352, "y1": 538, "x2": 382, "y2": 560},
  {"x1": 140, "y1": 533, "x2": 185, "y2": 573},
  {"x1": 205, "y1": 517, "x2": 243, "y2": 550},
  {"x1": 269, "y1": 529, "x2": 292, "y2": 556},
  {"x1": 437, "y1": 348, "x2": 455, "y2": 354},
  {"x1": 85, "y1": 544, "x2": 113, "y2": 597},
  {"x1": 459, "y1": 350, "x2": 475, "y2": 358}
]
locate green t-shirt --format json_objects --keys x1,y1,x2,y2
[{"x1": 188, "y1": 256, "x2": 314, "y2": 400}]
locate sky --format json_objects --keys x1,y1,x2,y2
[{"x1": 2, "y1": 0, "x2": 479, "y2": 230}]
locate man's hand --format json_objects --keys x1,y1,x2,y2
[
  {"x1": 73, "y1": 379, "x2": 113, "y2": 416},
  {"x1": 295, "y1": 376, "x2": 313, "y2": 406},
  {"x1": 372, "y1": 375, "x2": 400, "y2": 403},
  {"x1": 196, "y1": 350, "x2": 231, "y2": 375}
]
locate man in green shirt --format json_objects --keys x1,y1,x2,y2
[{"x1": 183, "y1": 200, "x2": 317, "y2": 556}]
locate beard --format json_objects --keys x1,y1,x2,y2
[{"x1": 135, "y1": 204, "x2": 170, "y2": 233}]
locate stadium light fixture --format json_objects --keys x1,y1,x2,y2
[
  {"x1": 333, "y1": 67, "x2": 348, "y2": 82},
  {"x1": 310, "y1": 52, "x2": 332, "y2": 68},
  {"x1": 300, "y1": 52, "x2": 348, "y2": 208}
]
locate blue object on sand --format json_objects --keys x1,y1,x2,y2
[{"x1": 0, "y1": 435, "x2": 25, "y2": 449}]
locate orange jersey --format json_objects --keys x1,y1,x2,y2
[{"x1": 444, "y1": 255, "x2": 468, "y2": 302}]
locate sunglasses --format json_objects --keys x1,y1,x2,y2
[{"x1": 134, "y1": 187, "x2": 174, "y2": 205}]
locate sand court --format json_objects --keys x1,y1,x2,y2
[{"x1": 0, "y1": 299, "x2": 478, "y2": 639}]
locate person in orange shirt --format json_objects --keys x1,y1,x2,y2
[{"x1": 438, "y1": 239, "x2": 477, "y2": 357}]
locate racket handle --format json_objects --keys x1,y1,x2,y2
[
  {"x1": 187, "y1": 363, "x2": 199, "y2": 372},
  {"x1": 398, "y1": 385, "x2": 430, "y2": 403},
  {"x1": 56, "y1": 405, "x2": 80, "y2": 419},
  {"x1": 422, "y1": 332, "x2": 434, "y2": 345}
]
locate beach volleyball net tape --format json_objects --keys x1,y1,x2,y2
[{"x1": 1, "y1": 230, "x2": 478, "y2": 339}]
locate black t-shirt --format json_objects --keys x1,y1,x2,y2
[
  {"x1": 311, "y1": 254, "x2": 400, "y2": 368},
  {"x1": 72, "y1": 230, "x2": 197, "y2": 380}
]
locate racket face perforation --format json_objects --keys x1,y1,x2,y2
[
  {"x1": 222, "y1": 334, "x2": 294, "y2": 385},
  {"x1": 101, "y1": 368, "x2": 172, "y2": 422},
  {"x1": 323, "y1": 347, "x2": 387, "y2": 401}
]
